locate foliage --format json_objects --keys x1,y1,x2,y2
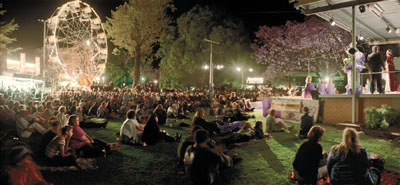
[
  {"x1": 0, "y1": 3, "x2": 19, "y2": 51},
  {"x1": 104, "y1": 0, "x2": 175, "y2": 85},
  {"x1": 380, "y1": 104, "x2": 400, "y2": 126},
  {"x1": 251, "y1": 16, "x2": 351, "y2": 84},
  {"x1": 105, "y1": 49, "x2": 133, "y2": 87},
  {"x1": 158, "y1": 5, "x2": 258, "y2": 87},
  {"x1": 364, "y1": 104, "x2": 400, "y2": 129}
]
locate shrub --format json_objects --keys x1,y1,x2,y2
[
  {"x1": 365, "y1": 107, "x2": 383, "y2": 129},
  {"x1": 364, "y1": 105, "x2": 400, "y2": 129}
]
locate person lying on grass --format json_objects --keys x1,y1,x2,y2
[
  {"x1": 293, "y1": 125, "x2": 328, "y2": 185},
  {"x1": 192, "y1": 108, "x2": 222, "y2": 137},
  {"x1": 69, "y1": 115, "x2": 118, "y2": 158}
]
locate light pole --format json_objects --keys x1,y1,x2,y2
[
  {"x1": 38, "y1": 19, "x2": 47, "y2": 78},
  {"x1": 236, "y1": 67, "x2": 253, "y2": 88},
  {"x1": 204, "y1": 39, "x2": 220, "y2": 99}
]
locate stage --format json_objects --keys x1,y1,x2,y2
[
  {"x1": 320, "y1": 94, "x2": 400, "y2": 124},
  {"x1": 257, "y1": 93, "x2": 400, "y2": 125}
]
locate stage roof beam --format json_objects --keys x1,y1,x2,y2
[{"x1": 303, "y1": 0, "x2": 385, "y2": 15}]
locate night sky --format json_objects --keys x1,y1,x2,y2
[{"x1": 1, "y1": 0, "x2": 304, "y2": 59}]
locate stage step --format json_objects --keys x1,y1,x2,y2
[{"x1": 336, "y1": 123, "x2": 362, "y2": 131}]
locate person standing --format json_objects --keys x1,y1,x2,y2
[
  {"x1": 367, "y1": 46, "x2": 385, "y2": 94},
  {"x1": 303, "y1": 76, "x2": 315, "y2": 99},
  {"x1": 317, "y1": 78, "x2": 326, "y2": 95},
  {"x1": 385, "y1": 49, "x2": 398, "y2": 92}
]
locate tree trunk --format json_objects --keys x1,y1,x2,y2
[{"x1": 133, "y1": 46, "x2": 141, "y2": 86}]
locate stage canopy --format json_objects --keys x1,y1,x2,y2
[{"x1": 292, "y1": 0, "x2": 400, "y2": 45}]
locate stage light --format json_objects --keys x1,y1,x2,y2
[
  {"x1": 236, "y1": 67, "x2": 241, "y2": 72},
  {"x1": 359, "y1": 35, "x2": 364, "y2": 40},
  {"x1": 86, "y1": 40, "x2": 90, "y2": 46},
  {"x1": 396, "y1": 28, "x2": 400, "y2": 36},
  {"x1": 386, "y1": 26, "x2": 392, "y2": 33},
  {"x1": 329, "y1": 18, "x2": 335, "y2": 26},
  {"x1": 154, "y1": 80, "x2": 158, "y2": 84},
  {"x1": 203, "y1": 65, "x2": 209, "y2": 70},
  {"x1": 324, "y1": 77, "x2": 330, "y2": 83},
  {"x1": 359, "y1": 5, "x2": 366, "y2": 13},
  {"x1": 249, "y1": 68, "x2": 253, "y2": 72}
]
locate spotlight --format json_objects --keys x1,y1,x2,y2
[
  {"x1": 359, "y1": 5, "x2": 366, "y2": 13},
  {"x1": 386, "y1": 26, "x2": 392, "y2": 33},
  {"x1": 359, "y1": 35, "x2": 364, "y2": 40},
  {"x1": 329, "y1": 18, "x2": 336, "y2": 26},
  {"x1": 396, "y1": 28, "x2": 400, "y2": 36}
]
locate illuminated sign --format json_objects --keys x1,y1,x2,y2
[{"x1": 246, "y1": 77, "x2": 264, "y2": 84}]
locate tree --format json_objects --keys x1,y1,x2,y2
[
  {"x1": 158, "y1": 5, "x2": 257, "y2": 87},
  {"x1": 0, "y1": 3, "x2": 19, "y2": 51},
  {"x1": 106, "y1": 48, "x2": 133, "y2": 87},
  {"x1": 252, "y1": 17, "x2": 351, "y2": 85},
  {"x1": 104, "y1": 0, "x2": 175, "y2": 86}
]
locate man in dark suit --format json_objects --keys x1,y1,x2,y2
[{"x1": 367, "y1": 46, "x2": 385, "y2": 94}]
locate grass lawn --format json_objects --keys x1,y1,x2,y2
[{"x1": 41, "y1": 110, "x2": 400, "y2": 185}]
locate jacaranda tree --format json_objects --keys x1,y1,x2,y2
[{"x1": 252, "y1": 17, "x2": 351, "y2": 85}]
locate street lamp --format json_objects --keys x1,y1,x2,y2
[
  {"x1": 203, "y1": 65, "x2": 209, "y2": 70},
  {"x1": 236, "y1": 67, "x2": 253, "y2": 88},
  {"x1": 204, "y1": 39, "x2": 220, "y2": 99}
]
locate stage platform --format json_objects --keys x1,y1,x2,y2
[{"x1": 319, "y1": 94, "x2": 400, "y2": 125}]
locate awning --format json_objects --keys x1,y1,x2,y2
[{"x1": 293, "y1": 0, "x2": 400, "y2": 45}]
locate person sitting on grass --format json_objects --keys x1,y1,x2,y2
[
  {"x1": 142, "y1": 113, "x2": 181, "y2": 146},
  {"x1": 327, "y1": 128, "x2": 381, "y2": 185},
  {"x1": 38, "y1": 120, "x2": 61, "y2": 158},
  {"x1": 177, "y1": 125, "x2": 204, "y2": 174},
  {"x1": 56, "y1": 106, "x2": 68, "y2": 127},
  {"x1": 153, "y1": 104, "x2": 167, "y2": 125},
  {"x1": 120, "y1": 109, "x2": 143, "y2": 145},
  {"x1": 45, "y1": 126, "x2": 76, "y2": 166},
  {"x1": 16, "y1": 110, "x2": 47, "y2": 139},
  {"x1": 298, "y1": 107, "x2": 314, "y2": 139},
  {"x1": 265, "y1": 109, "x2": 293, "y2": 133},
  {"x1": 184, "y1": 129, "x2": 233, "y2": 185},
  {"x1": 192, "y1": 108, "x2": 222, "y2": 136},
  {"x1": 293, "y1": 126, "x2": 328, "y2": 185},
  {"x1": 69, "y1": 115, "x2": 118, "y2": 158},
  {"x1": 238, "y1": 121, "x2": 270, "y2": 139}
]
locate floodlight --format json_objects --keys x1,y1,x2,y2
[{"x1": 329, "y1": 18, "x2": 336, "y2": 26}]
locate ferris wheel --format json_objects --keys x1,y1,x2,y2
[{"x1": 45, "y1": 0, "x2": 107, "y2": 84}]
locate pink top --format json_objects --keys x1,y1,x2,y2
[{"x1": 71, "y1": 125, "x2": 86, "y2": 149}]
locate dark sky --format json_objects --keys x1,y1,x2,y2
[{"x1": 1, "y1": 0, "x2": 304, "y2": 59}]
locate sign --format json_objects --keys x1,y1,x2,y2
[
  {"x1": 247, "y1": 77, "x2": 263, "y2": 84},
  {"x1": 271, "y1": 99, "x2": 301, "y2": 112},
  {"x1": 262, "y1": 97, "x2": 319, "y2": 122}
]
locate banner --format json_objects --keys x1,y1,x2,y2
[
  {"x1": 271, "y1": 99, "x2": 301, "y2": 112},
  {"x1": 262, "y1": 97, "x2": 319, "y2": 123}
]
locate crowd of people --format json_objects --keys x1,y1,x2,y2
[{"x1": 0, "y1": 82, "x2": 385, "y2": 185}]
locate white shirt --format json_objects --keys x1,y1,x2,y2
[
  {"x1": 120, "y1": 118, "x2": 138, "y2": 139},
  {"x1": 56, "y1": 112, "x2": 68, "y2": 127}
]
